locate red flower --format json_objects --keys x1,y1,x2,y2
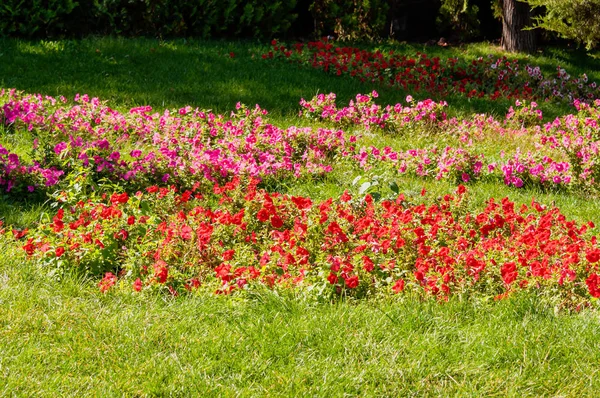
[
  {"x1": 215, "y1": 263, "x2": 232, "y2": 282},
  {"x1": 153, "y1": 260, "x2": 168, "y2": 283},
  {"x1": 52, "y1": 218, "x2": 64, "y2": 232},
  {"x1": 256, "y1": 208, "x2": 270, "y2": 222},
  {"x1": 22, "y1": 238, "x2": 35, "y2": 255},
  {"x1": 327, "y1": 273, "x2": 338, "y2": 284},
  {"x1": 12, "y1": 228, "x2": 28, "y2": 240},
  {"x1": 114, "y1": 228, "x2": 129, "y2": 240},
  {"x1": 340, "y1": 190, "x2": 352, "y2": 202},
  {"x1": 326, "y1": 221, "x2": 348, "y2": 243},
  {"x1": 586, "y1": 248, "x2": 600, "y2": 263},
  {"x1": 98, "y1": 272, "x2": 117, "y2": 293},
  {"x1": 56, "y1": 246, "x2": 65, "y2": 257},
  {"x1": 362, "y1": 256, "x2": 374, "y2": 272},
  {"x1": 392, "y1": 279, "x2": 405, "y2": 293},
  {"x1": 127, "y1": 215, "x2": 136, "y2": 225},
  {"x1": 133, "y1": 278, "x2": 143, "y2": 292},
  {"x1": 586, "y1": 273, "x2": 600, "y2": 298},
  {"x1": 180, "y1": 224, "x2": 193, "y2": 240},
  {"x1": 291, "y1": 196, "x2": 313, "y2": 210},
  {"x1": 110, "y1": 192, "x2": 129, "y2": 205},
  {"x1": 345, "y1": 275, "x2": 359, "y2": 289},
  {"x1": 188, "y1": 278, "x2": 201, "y2": 289},
  {"x1": 270, "y1": 215, "x2": 284, "y2": 229},
  {"x1": 222, "y1": 249, "x2": 235, "y2": 261},
  {"x1": 500, "y1": 261, "x2": 518, "y2": 285}
]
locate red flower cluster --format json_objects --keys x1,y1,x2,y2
[
  {"x1": 20, "y1": 178, "x2": 600, "y2": 305},
  {"x1": 265, "y1": 40, "x2": 600, "y2": 103}
]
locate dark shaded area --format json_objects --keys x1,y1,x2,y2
[
  {"x1": 289, "y1": 0, "x2": 315, "y2": 39},
  {"x1": 0, "y1": 0, "x2": 298, "y2": 40},
  {"x1": 388, "y1": 0, "x2": 441, "y2": 41},
  {"x1": 473, "y1": 0, "x2": 502, "y2": 41}
]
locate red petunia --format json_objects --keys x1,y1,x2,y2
[
  {"x1": 327, "y1": 273, "x2": 338, "y2": 284},
  {"x1": 586, "y1": 248, "x2": 600, "y2": 263},
  {"x1": 133, "y1": 278, "x2": 143, "y2": 292},
  {"x1": 345, "y1": 275, "x2": 359, "y2": 289},
  {"x1": 222, "y1": 249, "x2": 235, "y2": 261},
  {"x1": 153, "y1": 260, "x2": 168, "y2": 283},
  {"x1": 362, "y1": 256, "x2": 374, "y2": 272},
  {"x1": 114, "y1": 228, "x2": 129, "y2": 240},
  {"x1": 98, "y1": 272, "x2": 117, "y2": 293},
  {"x1": 270, "y1": 215, "x2": 284, "y2": 229},
  {"x1": 340, "y1": 190, "x2": 352, "y2": 202},
  {"x1": 12, "y1": 229, "x2": 28, "y2": 240},
  {"x1": 110, "y1": 192, "x2": 129, "y2": 205},
  {"x1": 500, "y1": 261, "x2": 518, "y2": 285},
  {"x1": 392, "y1": 279, "x2": 405, "y2": 293},
  {"x1": 22, "y1": 239, "x2": 35, "y2": 255},
  {"x1": 256, "y1": 208, "x2": 270, "y2": 222},
  {"x1": 586, "y1": 273, "x2": 600, "y2": 298},
  {"x1": 180, "y1": 224, "x2": 193, "y2": 240},
  {"x1": 291, "y1": 196, "x2": 313, "y2": 210}
]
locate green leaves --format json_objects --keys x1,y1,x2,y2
[
  {"x1": 524, "y1": 0, "x2": 600, "y2": 50},
  {"x1": 0, "y1": 0, "x2": 298, "y2": 38},
  {"x1": 352, "y1": 173, "x2": 400, "y2": 202}
]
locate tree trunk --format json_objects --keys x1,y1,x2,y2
[{"x1": 501, "y1": 0, "x2": 536, "y2": 52}]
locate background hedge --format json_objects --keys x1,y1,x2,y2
[{"x1": 0, "y1": 0, "x2": 502, "y2": 41}]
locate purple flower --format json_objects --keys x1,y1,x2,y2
[
  {"x1": 513, "y1": 177, "x2": 524, "y2": 188},
  {"x1": 54, "y1": 142, "x2": 68, "y2": 155}
]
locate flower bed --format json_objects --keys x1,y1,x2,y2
[
  {"x1": 265, "y1": 39, "x2": 600, "y2": 103},
  {"x1": 1, "y1": 89, "x2": 352, "y2": 193},
  {"x1": 17, "y1": 178, "x2": 600, "y2": 306},
  {"x1": 3, "y1": 88, "x2": 600, "y2": 305},
  {"x1": 300, "y1": 92, "x2": 600, "y2": 192},
  {"x1": 4, "y1": 89, "x2": 600, "y2": 196}
]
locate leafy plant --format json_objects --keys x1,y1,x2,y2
[
  {"x1": 523, "y1": 0, "x2": 600, "y2": 50},
  {"x1": 310, "y1": 0, "x2": 390, "y2": 40},
  {"x1": 437, "y1": 0, "x2": 481, "y2": 40}
]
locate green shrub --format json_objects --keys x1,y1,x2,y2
[
  {"x1": 310, "y1": 0, "x2": 390, "y2": 40},
  {"x1": 0, "y1": 0, "x2": 298, "y2": 39},
  {"x1": 523, "y1": 0, "x2": 600, "y2": 50},
  {"x1": 437, "y1": 0, "x2": 481, "y2": 40},
  {"x1": 0, "y1": 0, "x2": 78, "y2": 37}
]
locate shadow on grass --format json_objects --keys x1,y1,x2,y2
[
  {"x1": 3, "y1": 38, "x2": 598, "y2": 121},
  {"x1": 0, "y1": 196, "x2": 51, "y2": 229},
  {"x1": 1, "y1": 38, "x2": 396, "y2": 116}
]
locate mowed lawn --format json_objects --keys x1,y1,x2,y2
[{"x1": 2, "y1": 38, "x2": 600, "y2": 396}]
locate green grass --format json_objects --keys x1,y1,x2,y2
[
  {"x1": 3, "y1": 37, "x2": 600, "y2": 395},
  {"x1": 2, "y1": 243, "x2": 600, "y2": 396}
]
